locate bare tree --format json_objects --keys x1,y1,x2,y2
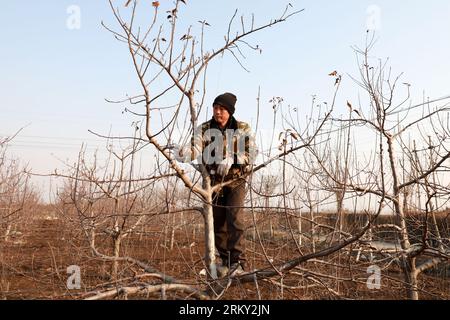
[
  {"x1": 309, "y1": 37, "x2": 450, "y2": 299},
  {"x1": 0, "y1": 132, "x2": 37, "y2": 242},
  {"x1": 70, "y1": 2, "x2": 450, "y2": 300},
  {"x1": 102, "y1": 0, "x2": 304, "y2": 282}
]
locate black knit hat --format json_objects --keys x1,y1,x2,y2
[{"x1": 213, "y1": 92, "x2": 237, "y2": 115}]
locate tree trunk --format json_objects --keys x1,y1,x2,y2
[
  {"x1": 310, "y1": 206, "x2": 316, "y2": 253},
  {"x1": 336, "y1": 190, "x2": 345, "y2": 236},
  {"x1": 387, "y1": 136, "x2": 417, "y2": 299},
  {"x1": 4, "y1": 223, "x2": 12, "y2": 242},
  {"x1": 403, "y1": 256, "x2": 419, "y2": 300},
  {"x1": 4, "y1": 207, "x2": 12, "y2": 241},
  {"x1": 170, "y1": 212, "x2": 176, "y2": 250},
  {"x1": 202, "y1": 174, "x2": 217, "y2": 280},
  {"x1": 298, "y1": 210, "x2": 302, "y2": 246},
  {"x1": 112, "y1": 236, "x2": 121, "y2": 280}
]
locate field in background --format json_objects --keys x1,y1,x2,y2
[{"x1": 1, "y1": 205, "x2": 448, "y2": 300}]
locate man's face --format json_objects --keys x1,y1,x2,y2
[{"x1": 213, "y1": 104, "x2": 230, "y2": 127}]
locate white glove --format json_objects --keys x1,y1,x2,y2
[
  {"x1": 217, "y1": 157, "x2": 234, "y2": 177},
  {"x1": 173, "y1": 145, "x2": 192, "y2": 163}
]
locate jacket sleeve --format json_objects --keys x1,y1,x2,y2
[
  {"x1": 188, "y1": 123, "x2": 205, "y2": 161},
  {"x1": 234, "y1": 122, "x2": 257, "y2": 167}
]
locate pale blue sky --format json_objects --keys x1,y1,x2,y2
[{"x1": 1, "y1": 1, "x2": 450, "y2": 195}]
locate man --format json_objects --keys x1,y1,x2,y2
[{"x1": 174, "y1": 92, "x2": 257, "y2": 277}]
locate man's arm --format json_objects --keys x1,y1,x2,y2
[
  {"x1": 188, "y1": 123, "x2": 205, "y2": 161},
  {"x1": 173, "y1": 124, "x2": 205, "y2": 163},
  {"x1": 235, "y1": 122, "x2": 257, "y2": 167}
]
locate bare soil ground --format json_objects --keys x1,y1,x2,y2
[{"x1": 0, "y1": 211, "x2": 448, "y2": 300}]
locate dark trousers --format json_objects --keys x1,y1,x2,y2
[{"x1": 213, "y1": 180, "x2": 246, "y2": 269}]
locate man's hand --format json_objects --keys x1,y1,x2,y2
[{"x1": 217, "y1": 157, "x2": 234, "y2": 177}]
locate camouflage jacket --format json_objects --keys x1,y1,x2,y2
[{"x1": 188, "y1": 116, "x2": 257, "y2": 186}]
